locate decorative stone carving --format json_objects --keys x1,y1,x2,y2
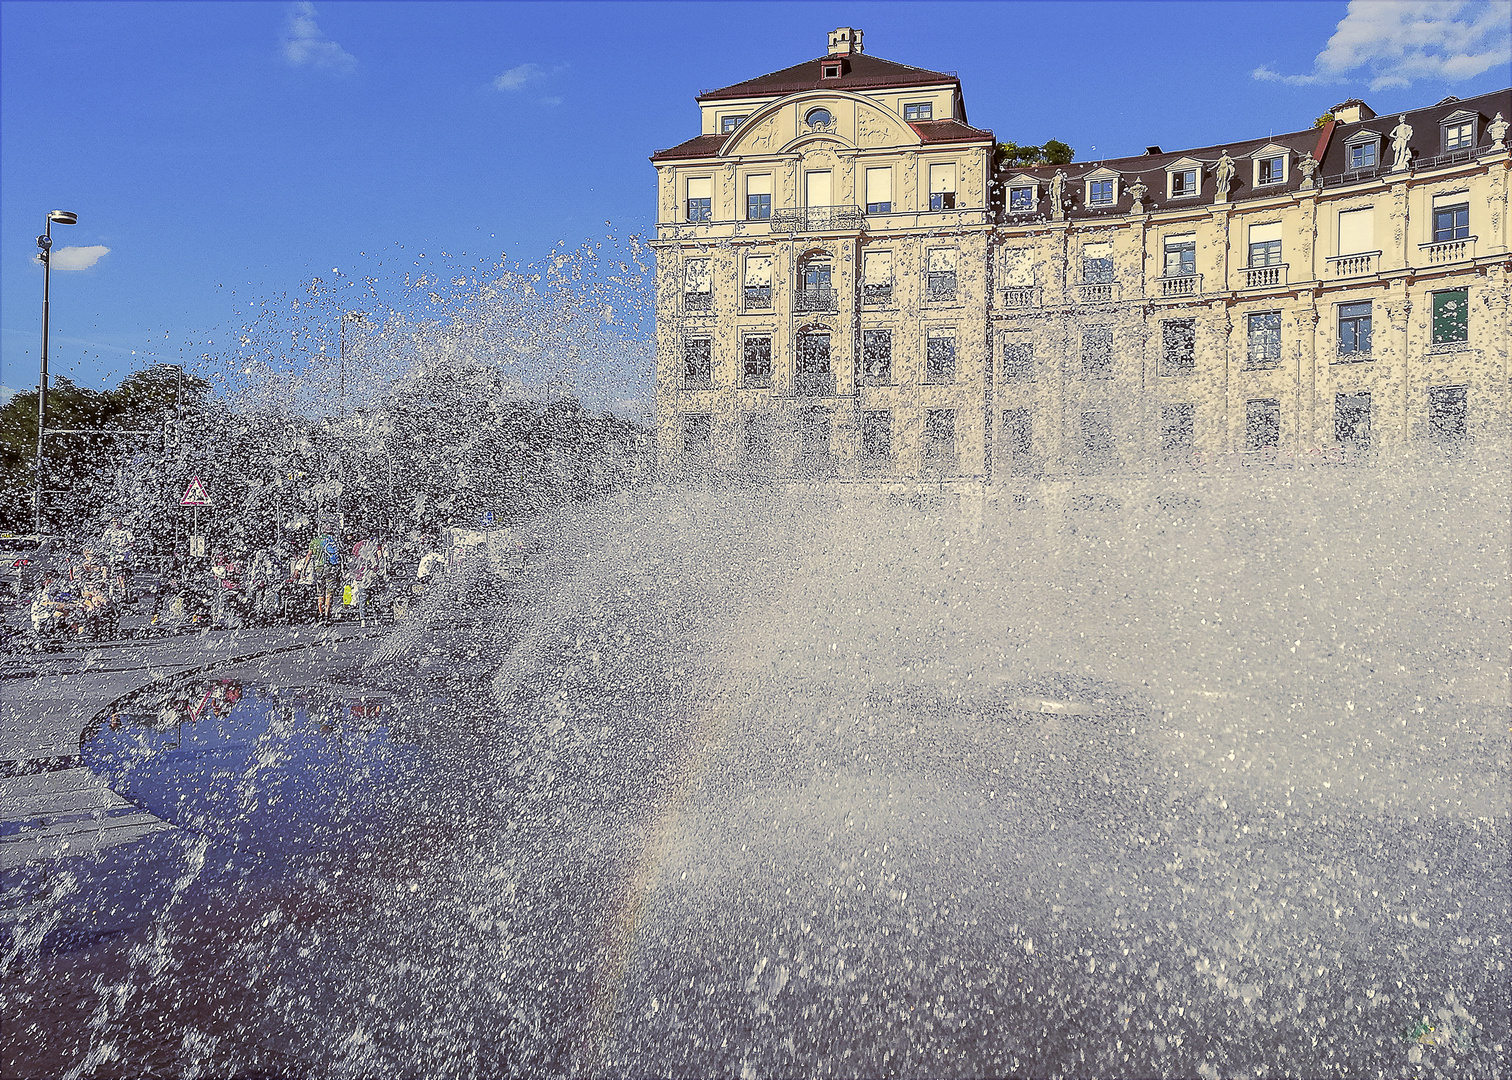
[
  {"x1": 960, "y1": 154, "x2": 983, "y2": 207},
  {"x1": 1214, "y1": 151, "x2": 1235, "y2": 202},
  {"x1": 1128, "y1": 178, "x2": 1148, "y2": 214},
  {"x1": 1489, "y1": 112, "x2": 1509, "y2": 150},
  {"x1": 1049, "y1": 169, "x2": 1067, "y2": 221},
  {"x1": 856, "y1": 105, "x2": 893, "y2": 147},
  {"x1": 745, "y1": 117, "x2": 779, "y2": 153},
  {"x1": 901, "y1": 160, "x2": 917, "y2": 211},
  {"x1": 1389, "y1": 115, "x2": 1412, "y2": 171},
  {"x1": 1298, "y1": 151, "x2": 1319, "y2": 190}
]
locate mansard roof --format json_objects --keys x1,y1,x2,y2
[
  {"x1": 697, "y1": 53, "x2": 958, "y2": 102},
  {"x1": 912, "y1": 119, "x2": 994, "y2": 143},
  {"x1": 649, "y1": 134, "x2": 727, "y2": 163}
]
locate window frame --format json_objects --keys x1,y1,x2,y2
[
  {"x1": 1007, "y1": 185, "x2": 1036, "y2": 213},
  {"x1": 1087, "y1": 178, "x2": 1116, "y2": 207},
  {"x1": 864, "y1": 166, "x2": 893, "y2": 215},
  {"x1": 1160, "y1": 402, "x2": 1195, "y2": 455},
  {"x1": 682, "y1": 337, "x2": 713, "y2": 387},
  {"x1": 720, "y1": 114, "x2": 748, "y2": 135},
  {"x1": 1245, "y1": 311, "x2": 1283, "y2": 370},
  {"x1": 685, "y1": 176, "x2": 713, "y2": 223},
  {"x1": 861, "y1": 328, "x2": 893, "y2": 385},
  {"x1": 1428, "y1": 385, "x2": 1468, "y2": 441},
  {"x1": 682, "y1": 258, "x2": 713, "y2": 311},
  {"x1": 925, "y1": 328, "x2": 957, "y2": 385},
  {"x1": 925, "y1": 248, "x2": 958, "y2": 301},
  {"x1": 1160, "y1": 318, "x2": 1197, "y2": 375},
  {"x1": 860, "y1": 409, "x2": 893, "y2": 463},
  {"x1": 1432, "y1": 202, "x2": 1469, "y2": 242},
  {"x1": 804, "y1": 107, "x2": 834, "y2": 129},
  {"x1": 1255, "y1": 153, "x2": 1287, "y2": 187},
  {"x1": 923, "y1": 408, "x2": 958, "y2": 465},
  {"x1": 1336, "y1": 301, "x2": 1373, "y2": 358},
  {"x1": 742, "y1": 334, "x2": 773, "y2": 388},
  {"x1": 1162, "y1": 234, "x2": 1197, "y2": 278},
  {"x1": 1081, "y1": 325, "x2": 1114, "y2": 380},
  {"x1": 1245, "y1": 398, "x2": 1280, "y2": 452},
  {"x1": 682, "y1": 413, "x2": 713, "y2": 459},
  {"x1": 904, "y1": 101, "x2": 933, "y2": 122},
  {"x1": 1430, "y1": 289, "x2": 1469, "y2": 346},
  {"x1": 1168, "y1": 168, "x2": 1198, "y2": 198},
  {"x1": 1345, "y1": 138, "x2": 1379, "y2": 171},
  {"x1": 1443, "y1": 119, "x2": 1475, "y2": 152},
  {"x1": 1001, "y1": 339, "x2": 1034, "y2": 381},
  {"x1": 861, "y1": 250, "x2": 894, "y2": 306}
]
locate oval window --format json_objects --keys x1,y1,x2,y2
[{"x1": 805, "y1": 108, "x2": 833, "y2": 128}]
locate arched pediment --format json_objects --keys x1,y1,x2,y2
[{"x1": 721, "y1": 91, "x2": 923, "y2": 157}]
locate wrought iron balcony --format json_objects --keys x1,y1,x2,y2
[
  {"x1": 1075, "y1": 281, "x2": 1121, "y2": 305},
  {"x1": 794, "y1": 287, "x2": 837, "y2": 313},
  {"x1": 1001, "y1": 285, "x2": 1038, "y2": 307},
  {"x1": 1238, "y1": 264, "x2": 1288, "y2": 290},
  {"x1": 1419, "y1": 236, "x2": 1476, "y2": 264},
  {"x1": 770, "y1": 205, "x2": 866, "y2": 233},
  {"x1": 1158, "y1": 274, "x2": 1201, "y2": 299},
  {"x1": 742, "y1": 285, "x2": 772, "y2": 310},
  {"x1": 1327, "y1": 251, "x2": 1381, "y2": 277},
  {"x1": 926, "y1": 272, "x2": 958, "y2": 302},
  {"x1": 861, "y1": 282, "x2": 893, "y2": 306},
  {"x1": 683, "y1": 291, "x2": 713, "y2": 313}
]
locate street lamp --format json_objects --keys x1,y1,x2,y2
[{"x1": 35, "y1": 209, "x2": 78, "y2": 537}]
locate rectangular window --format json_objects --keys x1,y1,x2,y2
[
  {"x1": 743, "y1": 255, "x2": 771, "y2": 308},
  {"x1": 683, "y1": 413, "x2": 712, "y2": 460},
  {"x1": 926, "y1": 248, "x2": 958, "y2": 300},
  {"x1": 1081, "y1": 410, "x2": 1113, "y2": 469},
  {"x1": 1000, "y1": 247, "x2": 1034, "y2": 287},
  {"x1": 1257, "y1": 155, "x2": 1285, "y2": 185},
  {"x1": 1431, "y1": 289, "x2": 1468, "y2": 344},
  {"x1": 1245, "y1": 311, "x2": 1282, "y2": 369},
  {"x1": 1347, "y1": 141, "x2": 1377, "y2": 170},
  {"x1": 795, "y1": 331, "x2": 831, "y2": 375},
  {"x1": 683, "y1": 259, "x2": 712, "y2": 311},
  {"x1": 1337, "y1": 207, "x2": 1375, "y2": 255},
  {"x1": 1337, "y1": 301, "x2": 1372, "y2": 356},
  {"x1": 1008, "y1": 186, "x2": 1035, "y2": 212},
  {"x1": 1002, "y1": 408, "x2": 1033, "y2": 475},
  {"x1": 1001, "y1": 340, "x2": 1034, "y2": 381},
  {"x1": 1160, "y1": 403, "x2": 1195, "y2": 454},
  {"x1": 683, "y1": 338, "x2": 712, "y2": 386},
  {"x1": 1432, "y1": 202, "x2": 1469, "y2": 242},
  {"x1": 1082, "y1": 241, "x2": 1114, "y2": 284},
  {"x1": 861, "y1": 410, "x2": 893, "y2": 462},
  {"x1": 1248, "y1": 222, "x2": 1283, "y2": 267},
  {"x1": 805, "y1": 169, "x2": 832, "y2": 208},
  {"x1": 1163, "y1": 234, "x2": 1196, "y2": 277},
  {"x1": 742, "y1": 414, "x2": 772, "y2": 462},
  {"x1": 925, "y1": 329, "x2": 956, "y2": 383},
  {"x1": 928, "y1": 163, "x2": 957, "y2": 210},
  {"x1": 1245, "y1": 399, "x2": 1280, "y2": 451},
  {"x1": 1082, "y1": 325, "x2": 1113, "y2": 379},
  {"x1": 924, "y1": 409, "x2": 957, "y2": 465},
  {"x1": 686, "y1": 177, "x2": 712, "y2": 222},
  {"x1": 1336, "y1": 392, "x2": 1371, "y2": 450},
  {"x1": 746, "y1": 174, "x2": 772, "y2": 220},
  {"x1": 862, "y1": 250, "x2": 893, "y2": 305},
  {"x1": 1170, "y1": 168, "x2": 1197, "y2": 197},
  {"x1": 1428, "y1": 385, "x2": 1468, "y2": 441},
  {"x1": 1444, "y1": 121, "x2": 1474, "y2": 151},
  {"x1": 1161, "y1": 319, "x2": 1196, "y2": 374},
  {"x1": 798, "y1": 409, "x2": 832, "y2": 463},
  {"x1": 864, "y1": 167, "x2": 893, "y2": 214},
  {"x1": 904, "y1": 102, "x2": 933, "y2": 121},
  {"x1": 861, "y1": 329, "x2": 892, "y2": 384},
  {"x1": 1088, "y1": 178, "x2": 1116, "y2": 206},
  {"x1": 743, "y1": 335, "x2": 772, "y2": 387},
  {"x1": 721, "y1": 115, "x2": 747, "y2": 134}
]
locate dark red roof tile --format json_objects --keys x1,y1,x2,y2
[
  {"x1": 697, "y1": 53, "x2": 957, "y2": 101},
  {"x1": 913, "y1": 119, "x2": 994, "y2": 143},
  {"x1": 650, "y1": 134, "x2": 727, "y2": 163}
]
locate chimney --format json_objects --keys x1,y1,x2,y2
[
  {"x1": 828, "y1": 27, "x2": 863, "y2": 56},
  {"x1": 1330, "y1": 98, "x2": 1376, "y2": 124}
]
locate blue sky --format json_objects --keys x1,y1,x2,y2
[{"x1": 3, "y1": 0, "x2": 1509, "y2": 408}]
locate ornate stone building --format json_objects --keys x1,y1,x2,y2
[{"x1": 651, "y1": 29, "x2": 1511, "y2": 482}]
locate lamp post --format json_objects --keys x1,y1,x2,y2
[
  {"x1": 34, "y1": 209, "x2": 78, "y2": 538},
  {"x1": 335, "y1": 311, "x2": 366, "y2": 532}
]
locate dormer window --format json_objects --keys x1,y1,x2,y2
[
  {"x1": 1252, "y1": 146, "x2": 1289, "y2": 187},
  {"x1": 1444, "y1": 119, "x2": 1474, "y2": 150},
  {"x1": 904, "y1": 102, "x2": 933, "y2": 121},
  {"x1": 1165, "y1": 158, "x2": 1202, "y2": 199},
  {"x1": 1345, "y1": 134, "x2": 1379, "y2": 170},
  {"x1": 822, "y1": 62, "x2": 842, "y2": 79},
  {"x1": 721, "y1": 114, "x2": 747, "y2": 134},
  {"x1": 1009, "y1": 186, "x2": 1035, "y2": 212}
]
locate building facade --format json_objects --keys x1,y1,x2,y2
[{"x1": 651, "y1": 29, "x2": 1511, "y2": 481}]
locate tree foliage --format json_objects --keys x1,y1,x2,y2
[{"x1": 996, "y1": 140, "x2": 1075, "y2": 168}]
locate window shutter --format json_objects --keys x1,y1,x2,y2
[
  {"x1": 1337, "y1": 208, "x2": 1374, "y2": 255},
  {"x1": 865, "y1": 167, "x2": 893, "y2": 204},
  {"x1": 686, "y1": 177, "x2": 711, "y2": 200},
  {"x1": 744, "y1": 256, "x2": 771, "y2": 286},
  {"x1": 928, "y1": 163, "x2": 957, "y2": 193},
  {"x1": 805, "y1": 170, "x2": 832, "y2": 207},
  {"x1": 928, "y1": 248, "x2": 958, "y2": 272},
  {"x1": 1248, "y1": 222, "x2": 1282, "y2": 245},
  {"x1": 746, "y1": 174, "x2": 771, "y2": 196},
  {"x1": 863, "y1": 250, "x2": 892, "y2": 282},
  {"x1": 1432, "y1": 290, "x2": 1468, "y2": 341}
]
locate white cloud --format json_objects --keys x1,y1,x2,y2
[
  {"x1": 493, "y1": 63, "x2": 544, "y2": 91},
  {"x1": 282, "y1": 2, "x2": 357, "y2": 73},
  {"x1": 51, "y1": 245, "x2": 111, "y2": 271},
  {"x1": 1254, "y1": 0, "x2": 1512, "y2": 91}
]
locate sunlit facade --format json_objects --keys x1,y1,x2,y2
[{"x1": 651, "y1": 30, "x2": 1511, "y2": 481}]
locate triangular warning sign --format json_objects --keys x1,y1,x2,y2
[{"x1": 181, "y1": 477, "x2": 211, "y2": 505}]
